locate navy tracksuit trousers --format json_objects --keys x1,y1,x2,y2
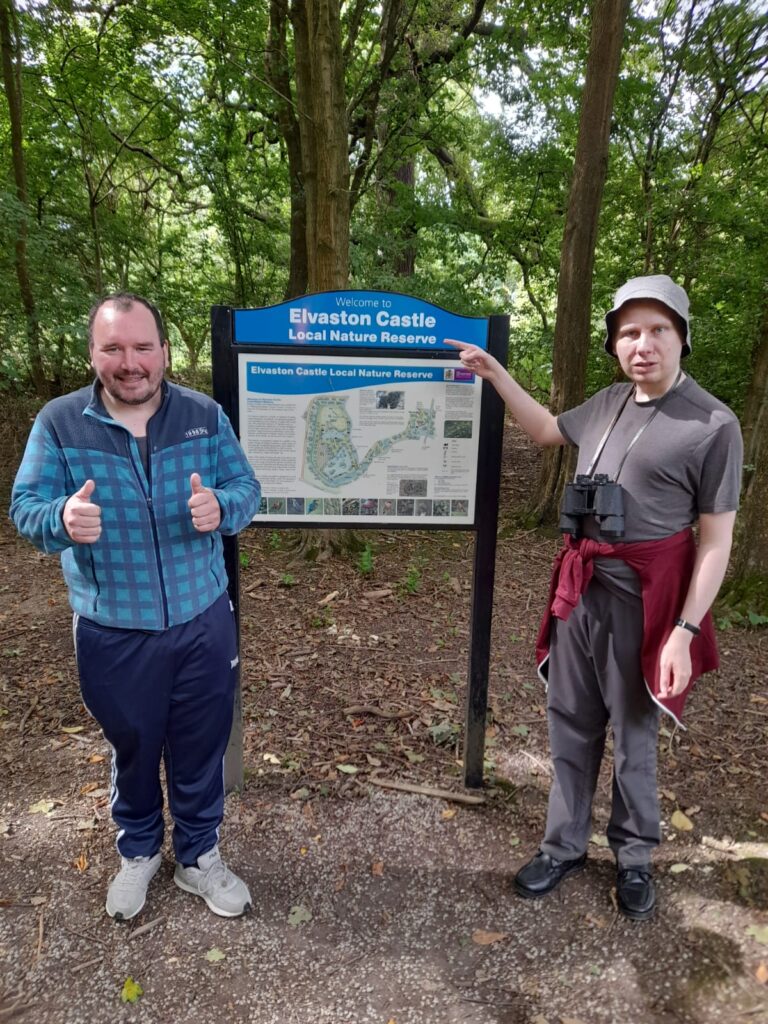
[{"x1": 74, "y1": 592, "x2": 238, "y2": 866}]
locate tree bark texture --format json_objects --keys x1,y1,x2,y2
[
  {"x1": 290, "y1": 0, "x2": 349, "y2": 291},
  {"x1": 733, "y1": 285, "x2": 768, "y2": 578},
  {"x1": 0, "y1": 0, "x2": 46, "y2": 395},
  {"x1": 532, "y1": 0, "x2": 630, "y2": 525},
  {"x1": 267, "y1": 0, "x2": 309, "y2": 299}
]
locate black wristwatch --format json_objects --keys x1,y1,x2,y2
[{"x1": 674, "y1": 617, "x2": 700, "y2": 636}]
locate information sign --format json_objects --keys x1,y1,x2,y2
[{"x1": 238, "y1": 353, "x2": 482, "y2": 525}]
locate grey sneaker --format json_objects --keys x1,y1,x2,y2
[
  {"x1": 106, "y1": 852, "x2": 162, "y2": 920},
  {"x1": 174, "y1": 846, "x2": 251, "y2": 918}
]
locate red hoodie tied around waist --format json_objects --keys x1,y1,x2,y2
[{"x1": 535, "y1": 528, "x2": 719, "y2": 724}]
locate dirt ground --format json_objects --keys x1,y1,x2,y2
[{"x1": 1, "y1": 418, "x2": 767, "y2": 1024}]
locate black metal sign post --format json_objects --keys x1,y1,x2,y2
[{"x1": 211, "y1": 295, "x2": 508, "y2": 792}]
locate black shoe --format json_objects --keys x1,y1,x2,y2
[
  {"x1": 616, "y1": 866, "x2": 655, "y2": 920},
  {"x1": 514, "y1": 851, "x2": 587, "y2": 899}
]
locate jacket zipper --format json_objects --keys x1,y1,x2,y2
[{"x1": 134, "y1": 424, "x2": 169, "y2": 629}]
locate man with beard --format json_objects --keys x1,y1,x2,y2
[{"x1": 11, "y1": 293, "x2": 261, "y2": 921}]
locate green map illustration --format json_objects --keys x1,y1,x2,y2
[{"x1": 302, "y1": 395, "x2": 436, "y2": 491}]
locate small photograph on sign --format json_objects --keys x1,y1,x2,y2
[
  {"x1": 433, "y1": 500, "x2": 450, "y2": 516},
  {"x1": 324, "y1": 498, "x2": 341, "y2": 516},
  {"x1": 307, "y1": 497, "x2": 322, "y2": 515},
  {"x1": 451, "y1": 499, "x2": 469, "y2": 517},
  {"x1": 381, "y1": 499, "x2": 395, "y2": 515},
  {"x1": 268, "y1": 498, "x2": 286, "y2": 515},
  {"x1": 397, "y1": 499, "x2": 415, "y2": 516},
  {"x1": 361, "y1": 498, "x2": 378, "y2": 515},
  {"x1": 444, "y1": 419, "x2": 473, "y2": 439},
  {"x1": 376, "y1": 390, "x2": 405, "y2": 410},
  {"x1": 399, "y1": 478, "x2": 427, "y2": 497},
  {"x1": 415, "y1": 499, "x2": 432, "y2": 517},
  {"x1": 343, "y1": 499, "x2": 360, "y2": 515},
  {"x1": 287, "y1": 498, "x2": 305, "y2": 515}
]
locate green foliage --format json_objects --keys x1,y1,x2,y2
[
  {"x1": 400, "y1": 564, "x2": 422, "y2": 595},
  {"x1": 357, "y1": 543, "x2": 374, "y2": 577},
  {"x1": 277, "y1": 572, "x2": 296, "y2": 588},
  {"x1": 715, "y1": 576, "x2": 768, "y2": 630}
]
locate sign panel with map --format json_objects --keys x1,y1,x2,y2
[{"x1": 238, "y1": 353, "x2": 482, "y2": 525}]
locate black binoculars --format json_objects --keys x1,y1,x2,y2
[{"x1": 559, "y1": 473, "x2": 625, "y2": 539}]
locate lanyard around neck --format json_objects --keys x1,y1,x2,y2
[{"x1": 584, "y1": 370, "x2": 683, "y2": 481}]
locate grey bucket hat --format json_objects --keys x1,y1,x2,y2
[{"x1": 604, "y1": 274, "x2": 691, "y2": 357}]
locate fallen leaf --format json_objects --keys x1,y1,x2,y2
[
  {"x1": 584, "y1": 913, "x2": 607, "y2": 928},
  {"x1": 683, "y1": 805, "x2": 701, "y2": 816},
  {"x1": 509, "y1": 836, "x2": 520, "y2": 847},
  {"x1": 371, "y1": 860, "x2": 384, "y2": 877},
  {"x1": 671, "y1": 810, "x2": 694, "y2": 832},
  {"x1": 204, "y1": 947, "x2": 226, "y2": 963},
  {"x1": 75, "y1": 818, "x2": 97, "y2": 831},
  {"x1": 120, "y1": 977, "x2": 143, "y2": 1003},
  {"x1": 471, "y1": 929, "x2": 507, "y2": 945},
  {"x1": 262, "y1": 753, "x2": 280, "y2": 765},
  {"x1": 336, "y1": 764, "x2": 358, "y2": 774},
  {"x1": 73, "y1": 852, "x2": 88, "y2": 872},
  {"x1": 61, "y1": 725, "x2": 84, "y2": 734},
  {"x1": 87, "y1": 753, "x2": 105, "y2": 764},
  {"x1": 669, "y1": 863, "x2": 691, "y2": 874},
  {"x1": 589, "y1": 833, "x2": 609, "y2": 847},
  {"x1": 290, "y1": 788, "x2": 310, "y2": 801},
  {"x1": 29, "y1": 799, "x2": 55, "y2": 816},
  {"x1": 746, "y1": 924, "x2": 768, "y2": 945},
  {"x1": 561, "y1": 1018, "x2": 588, "y2": 1024},
  {"x1": 287, "y1": 904, "x2": 312, "y2": 926},
  {"x1": 366, "y1": 754, "x2": 382, "y2": 767},
  {"x1": 441, "y1": 808, "x2": 457, "y2": 821},
  {"x1": 510, "y1": 724, "x2": 529, "y2": 737},
  {"x1": 0, "y1": 820, "x2": 9, "y2": 837},
  {"x1": 80, "y1": 782, "x2": 99, "y2": 795},
  {"x1": 531, "y1": 1017, "x2": 549, "y2": 1024},
  {"x1": 661, "y1": 788, "x2": 676, "y2": 802},
  {"x1": 755, "y1": 962, "x2": 768, "y2": 985},
  {"x1": 299, "y1": 846, "x2": 308, "y2": 856},
  {"x1": 760, "y1": 812, "x2": 768, "y2": 824},
  {"x1": 404, "y1": 751, "x2": 424, "y2": 764},
  {"x1": 29, "y1": 896, "x2": 46, "y2": 906}
]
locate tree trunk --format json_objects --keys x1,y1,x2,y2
[
  {"x1": 267, "y1": 0, "x2": 308, "y2": 299},
  {"x1": 732, "y1": 284, "x2": 768, "y2": 579},
  {"x1": 0, "y1": 0, "x2": 47, "y2": 395},
  {"x1": 291, "y1": 0, "x2": 349, "y2": 291},
  {"x1": 531, "y1": 0, "x2": 630, "y2": 525}
]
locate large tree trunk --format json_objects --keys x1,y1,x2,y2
[
  {"x1": 290, "y1": 0, "x2": 349, "y2": 292},
  {"x1": 0, "y1": 0, "x2": 47, "y2": 396},
  {"x1": 732, "y1": 285, "x2": 768, "y2": 580},
  {"x1": 531, "y1": 0, "x2": 630, "y2": 525},
  {"x1": 267, "y1": 0, "x2": 308, "y2": 299}
]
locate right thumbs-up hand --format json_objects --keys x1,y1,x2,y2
[{"x1": 63, "y1": 479, "x2": 102, "y2": 544}]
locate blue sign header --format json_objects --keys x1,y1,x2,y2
[{"x1": 233, "y1": 290, "x2": 488, "y2": 351}]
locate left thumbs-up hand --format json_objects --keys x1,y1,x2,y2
[{"x1": 188, "y1": 472, "x2": 221, "y2": 533}]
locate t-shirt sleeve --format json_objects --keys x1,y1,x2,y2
[{"x1": 692, "y1": 416, "x2": 743, "y2": 514}]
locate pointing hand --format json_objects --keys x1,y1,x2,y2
[
  {"x1": 188, "y1": 472, "x2": 221, "y2": 533},
  {"x1": 63, "y1": 479, "x2": 102, "y2": 544}
]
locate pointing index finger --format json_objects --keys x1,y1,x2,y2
[{"x1": 443, "y1": 338, "x2": 470, "y2": 350}]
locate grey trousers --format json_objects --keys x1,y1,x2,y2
[{"x1": 539, "y1": 576, "x2": 661, "y2": 869}]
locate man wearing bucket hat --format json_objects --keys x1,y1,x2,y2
[{"x1": 447, "y1": 275, "x2": 742, "y2": 919}]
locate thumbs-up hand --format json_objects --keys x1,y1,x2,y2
[
  {"x1": 188, "y1": 472, "x2": 221, "y2": 533},
  {"x1": 63, "y1": 479, "x2": 102, "y2": 544}
]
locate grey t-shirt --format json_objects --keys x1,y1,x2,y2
[{"x1": 557, "y1": 376, "x2": 743, "y2": 595}]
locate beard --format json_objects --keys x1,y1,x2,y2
[{"x1": 98, "y1": 369, "x2": 165, "y2": 408}]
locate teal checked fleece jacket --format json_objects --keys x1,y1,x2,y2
[{"x1": 10, "y1": 381, "x2": 261, "y2": 631}]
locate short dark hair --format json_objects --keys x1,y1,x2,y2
[{"x1": 88, "y1": 293, "x2": 167, "y2": 349}]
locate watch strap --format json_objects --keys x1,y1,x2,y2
[{"x1": 674, "y1": 617, "x2": 700, "y2": 636}]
